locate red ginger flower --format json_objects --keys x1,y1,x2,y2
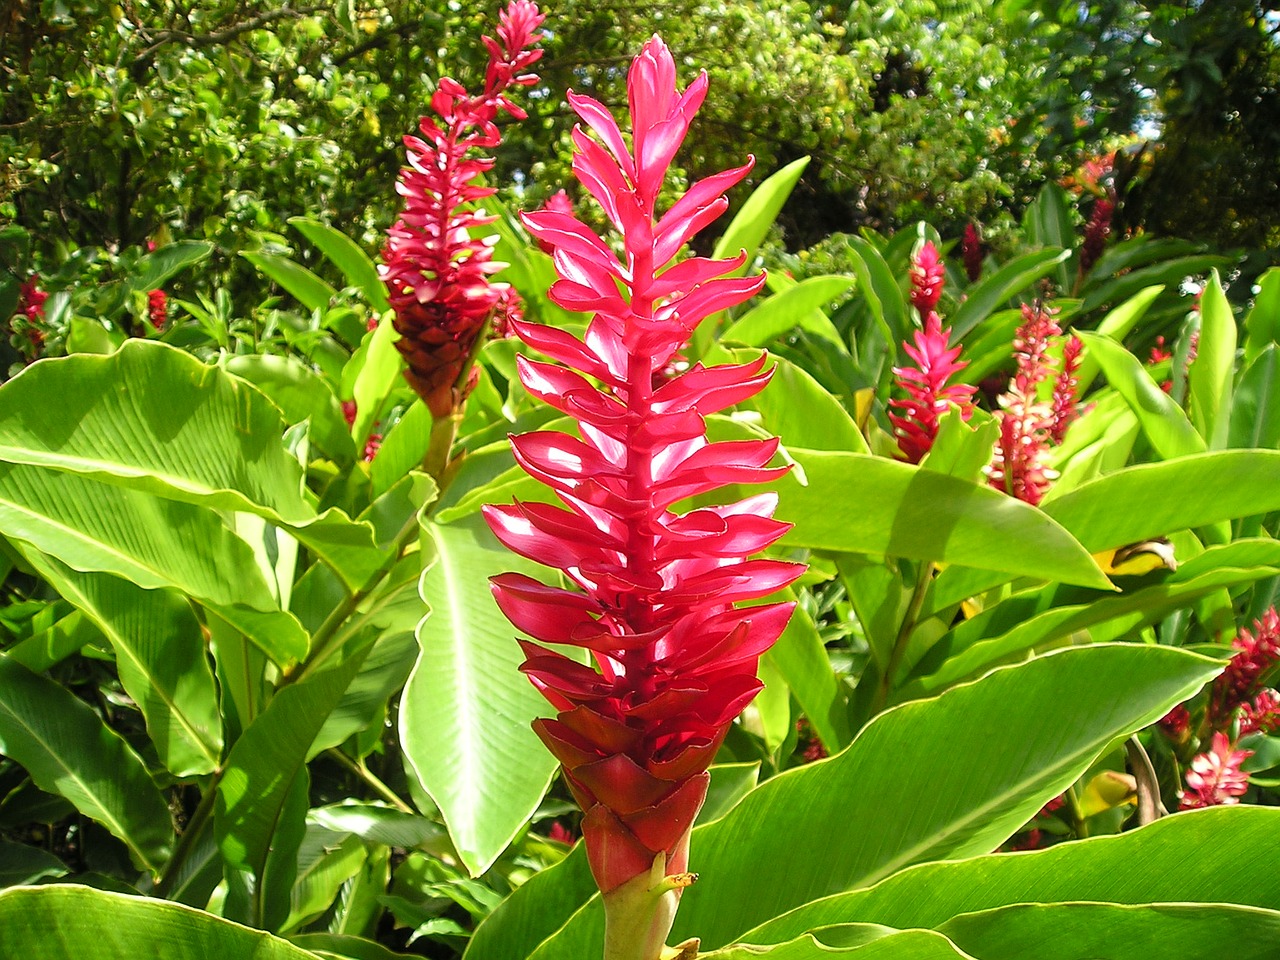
[
  {"x1": 1079, "y1": 198, "x2": 1114, "y2": 277},
  {"x1": 909, "y1": 241, "x2": 946, "y2": 314},
  {"x1": 380, "y1": 1, "x2": 543, "y2": 419},
  {"x1": 962, "y1": 223, "x2": 982, "y2": 283},
  {"x1": 147, "y1": 289, "x2": 168, "y2": 330},
  {"x1": 18, "y1": 275, "x2": 48, "y2": 322},
  {"x1": 1210, "y1": 607, "x2": 1280, "y2": 727},
  {"x1": 1179, "y1": 731, "x2": 1252, "y2": 810},
  {"x1": 483, "y1": 36, "x2": 804, "y2": 913},
  {"x1": 987, "y1": 302, "x2": 1067, "y2": 506},
  {"x1": 889, "y1": 310, "x2": 976, "y2": 464},
  {"x1": 1240, "y1": 689, "x2": 1280, "y2": 736}
]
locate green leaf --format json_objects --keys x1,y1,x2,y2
[
  {"x1": 0, "y1": 463, "x2": 281, "y2": 612},
  {"x1": 0, "y1": 340, "x2": 313, "y2": 522},
  {"x1": 702, "y1": 929, "x2": 973, "y2": 959},
  {"x1": 290, "y1": 216, "x2": 391, "y2": 313},
  {"x1": 765, "y1": 595, "x2": 850, "y2": 750},
  {"x1": 1041, "y1": 450, "x2": 1280, "y2": 552},
  {"x1": 226, "y1": 353, "x2": 358, "y2": 463},
  {"x1": 1243, "y1": 267, "x2": 1280, "y2": 364},
  {"x1": 242, "y1": 251, "x2": 338, "y2": 313},
  {"x1": 1024, "y1": 183, "x2": 1075, "y2": 290},
  {"x1": 742, "y1": 806, "x2": 1280, "y2": 941},
  {"x1": 130, "y1": 241, "x2": 214, "y2": 293},
  {"x1": 20, "y1": 553, "x2": 222, "y2": 777},
  {"x1": 1230, "y1": 344, "x2": 1280, "y2": 449},
  {"x1": 0, "y1": 655, "x2": 174, "y2": 873},
  {"x1": 1079, "y1": 254, "x2": 1230, "y2": 315},
  {"x1": 350, "y1": 312, "x2": 404, "y2": 446},
  {"x1": 0, "y1": 884, "x2": 324, "y2": 959},
  {"x1": 0, "y1": 837, "x2": 68, "y2": 885},
  {"x1": 698, "y1": 762, "x2": 762, "y2": 825},
  {"x1": 371, "y1": 401, "x2": 433, "y2": 498},
  {"x1": 292, "y1": 932, "x2": 418, "y2": 960},
  {"x1": 948, "y1": 249, "x2": 1070, "y2": 341},
  {"x1": 285, "y1": 829, "x2": 368, "y2": 934},
  {"x1": 1072, "y1": 285, "x2": 1164, "y2": 392},
  {"x1": 712, "y1": 157, "x2": 810, "y2": 269},
  {"x1": 777, "y1": 449, "x2": 1110, "y2": 589},
  {"x1": 216, "y1": 644, "x2": 372, "y2": 922},
  {"x1": 1074, "y1": 332, "x2": 1204, "y2": 459},
  {"x1": 844, "y1": 235, "x2": 907, "y2": 351},
  {"x1": 400, "y1": 514, "x2": 563, "y2": 876},
  {"x1": 719, "y1": 277, "x2": 854, "y2": 350},
  {"x1": 1188, "y1": 271, "x2": 1237, "y2": 449},
  {"x1": 938, "y1": 901, "x2": 1280, "y2": 960},
  {"x1": 472, "y1": 644, "x2": 1219, "y2": 959}
]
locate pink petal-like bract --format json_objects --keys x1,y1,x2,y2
[
  {"x1": 484, "y1": 36, "x2": 804, "y2": 897},
  {"x1": 380, "y1": 1, "x2": 544, "y2": 417}
]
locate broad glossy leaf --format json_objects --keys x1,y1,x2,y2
[
  {"x1": 1071, "y1": 285, "x2": 1164, "y2": 392},
  {"x1": 712, "y1": 156, "x2": 810, "y2": 270},
  {"x1": 310, "y1": 801, "x2": 442, "y2": 848},
  {"x1": 0, "y1": 462, "x2": 280, "y2": 611},
  {"x1": 0, "y1": 340, "x2": 312, "y2": 522},
  {"x1": 742, "y1": 806, "x2": 1280, "y2": 941},
  {"x1": 777, "y1": 449, "x2": 1110, "y2": 589},
  {"x1": 311, "y1": 624, "x2": 417, "y2": 757},
  {"x1": 1075, "y1": 332, "x2": 1204, "y2": 459},
  {"x1": 764, "y1": 593, "x2": 850, "y2": 750},
  {"x1": 226, "y1": 353, "x2": 358, "y2": 463},
  {"x1": 1079, "y1": 254, "x2": 1230, "y2": 314},
  {"x1": 216, "y1": 643, "x2": 372, "y2": 919},
  {"x1": 350, "y1": 312, "x2": 403, "y2": 447},
  {"x1": 5, "y1": 607, "x2": 100, "y2": 673},
  {"x1": 702, "y1": 929, "x2": 972, "y2": 960},
  {"x1": 242, "y1": 251, "x2": 338, "y2": 313},
  {"x1": 0, "y1": 838, "x2": 67, "y2": 885},
  {"x1": 21, "y1": 552, "x2": 222, "y2": 776},
  {"x1": 905, "y1": 541, "x2": 1278, "y2": 698},
  {"x1": 938, "y1": 901, "x2": 1280, "y2": 960},
  {"x1": 1229, "y1": 345, "x2": 1280, "y2": 450},
  {"x1": 699, "y1": 762, "x2": 762, "y2": 825},
  {"x1": 290, "y1": 216, "x2": 391, "y2": 313},
  {"x1": 720, "y1": 277, "x2": 853, "y2": 349},
  {"x1": 0, "y1": 655, "x2": 174, "y2": 873},
  {"x1": 1042, "y1": 450, "x2": 1280, "y2": 552},
  {"x1": 728, "y1": 349, "x2": 866, "y2": 454},
  {"x1": 1023, "y1": 183, "x2": 1074, "y2": 290},
  {"x1": 472, "y1": 644, "x2": 1218, "y2": 959},
  {"x1": 949, "y1": 248, "x2": 1070, "y2": 341},
  {"x1": 844, "y1": 235, "x2": 907, "y2": 350},
  {"x1": 292, "y1": 933, "x2": 417, "y2": 960},
  {"x1": 1244, "y1": 267, "x2": 1280, "y2": 363},
  {"x1": 0, "y1": 884, "x2": 323, "y2": 958},
  {"x1": 1187, "y1": 271, "x2": 1236, "y2": 449},
  {"x1": 130, "y1": 240, "x2": 214, "y2": 292},
  {"x1": 371, "y1": 400, "x2": 433, "y2": 498},
  {"x1": 285, "y1": 828, "x2": 368, "y2": 934},
  {"x1": 400, "y1": 514, "x2": 563, "y2": 876}
]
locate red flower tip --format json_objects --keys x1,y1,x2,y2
[
  {"x1": 889, "y1": 311, "x2": 976, "y2": 464},
  {"x1": 487, "y1": 36, "x2": 801, "y2": 895},
  {"x1": 1210, "y1": 607, "x2": 1280, "y2": 726},
  {"x1": 909, "y1": 241, "x2": 946, "y2": 314},
  {"x1": 962, "y1": 223, "x2": 982, "y2": 282},
  {"x1": 381, "y1": 1, "x2": 542, "y2": 418},
  {"x1": 1079, "y1": 198, "x2": 1114, "y2": 276},
  {"x1": 147, "y1": 289, "x2": 168, "y2": 330}
]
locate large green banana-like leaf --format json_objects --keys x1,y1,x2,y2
[
  {"x1": 0, "y1": 340, "x2": 311, "y2": 519},
  {"x1": 741, "y1": 805, "x2": 1280, "y2": 941},
  {"x1": 20, "y1": 550, "x2": 222, "y2": 776},
  {"x1": 0, "y1": 655, "x2": 174, "y2": 874},
  {"x1": 0, "y1": 462, "x2": 278, "y2": 611},
  {"x1": 465, "y1": 644, "x2": 1219, "y2": 959},
  {"x1": 700, "y1": 929, "x2": 973, "y2": 960},
  {"x1": 777, "y1": 449, "x2": 1110, "y2": 589},
  {"x1": 0, "y1": 884, "x2": 323, "y2": 959},
  {"x1": 400, "y1": 514, "x2": 565, "y2": 877}
]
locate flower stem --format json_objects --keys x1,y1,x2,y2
[
  {"x1": 324, "y1": 747, "x2": 413, "y2": 814},
  {"x1": 152, "y1": 769, "x2": 222, "y2": 899},
  {"x1": 872, "y1": 561, "x2": 934, "y2": 715}
]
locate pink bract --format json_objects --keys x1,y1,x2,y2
[{"x1": 483, "y1": 36, "x2": 804, "y2": 896}]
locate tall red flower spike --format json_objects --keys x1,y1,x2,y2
[
  {"x1": 381, "y1": 1, "x2": 544, "y2": 418},
  {"x1": 483, "y1": 35, "x2": 805, "y2": 958},
  {"x1": 987, "y1": 302, "x2": 1064, "y2": 506},
  {"x1": 889, "y1": 243, "x2": 976, "y2": 464},
  {"x1": 962, "y1": 222, "x2": 983, "y2": 283}
]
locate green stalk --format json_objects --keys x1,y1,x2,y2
[
  {"x1": 325, "y1": 747, "x2": 413, "y2": 814},
  {"x1": 871, "y1": 560, "x2": 934, "y2": 716},
  {"x1": 153, "y1": 770, "x2": 222, "y2": 899}
]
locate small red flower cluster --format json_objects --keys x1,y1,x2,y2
[
  {"x1": 888, "y1": 242, "x2": 976, "y2": 464},
  {"x1": 1180, "y1": 731, "x2": 1252, "y2": 810},
  {"x1": 986, "y1": 303, "x2": 1082, "y2": 506},
  {"x1": 147, "y1": 289, "x2": 168, "y2": 330},
  {"x1": 485, "y1": 36, "x2": 804, "y2": 897},
  {"x1": 380, "y1": 1, "x2": 544, "y2": 418}
]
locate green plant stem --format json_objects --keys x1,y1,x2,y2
[
  {"x1": 153, "y1": 770, "x2": 222, "y2": 899},
  {"x1": 871, "y1": 561, "x2": 934, "y2": 716},
  {"x1": 324, "y1": 747, "x2": 413, "y2": 814}
]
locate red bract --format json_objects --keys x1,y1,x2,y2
[
  {"x1": 1079, "y1": 198, "x2": 1114, "y2": 276},
  {"x1": 889, "y1": 243, "x2": 975, "y2": 464},
  {"x1": 1210, "y1": 607, "x2": 1280, "y2": 726},
  {"x1": 1179, "y1": 731, "x2": 1252, "y2": 810},
  {"x1": 909, "y1": 241, "x2": 946, "y2": 314},
  {"x1": 147, "y1": 289, "x2": 168, "y2": 330},
  {"x1": 987, "y1": 302, "x2": 1065, "y2": 506},
  {"x1": 484, "y1": 35, "x2": 804, "y2": 913},
  {"x1": 962, "y1": 222, "x2": 983, "y2": 282},
  {"x1": 380, "y1": 1, "x2": 543, "y2": 418}
]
